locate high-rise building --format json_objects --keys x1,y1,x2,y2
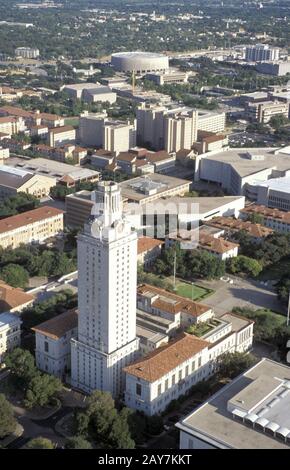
[
  {"x1": 164, "y1": 110, "x2": 197, "y2": 153},
  {"x1": 245, "y1": 44, "x2": 279, "y2": 62},
  {"x1": 71, "y1": 181, "x2": 139, "y2": 397},
  {"x1": 136, "y1": 103, "x2": 198, "y2": 152},
  {"x1": 79, "y1": 112, "x2": 137, "y2": 153}
]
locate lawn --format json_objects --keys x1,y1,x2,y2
[
  {"x1": 258, "y1": 256, "x2": 290, "y2": 281},
  {"x1": 171, "y1": 279, "x2": 214, "y2": 301},
  {"x1": 64, "y1": 117, "x2": 79, "y2": 127}
]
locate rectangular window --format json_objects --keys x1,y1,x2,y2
[
  {"x1": 191, "y1": 361, "x2": 195, "y2": 372},
  {"x1": 172, "y1": 374, "x2": 176, "y2": 386},
  {"x1": 44, "y1": 341, "x2": 49, "y2": 353},
  {"x1": 136, "y1": 383, "x2": 142, "y2": 396},
  {"x1": 165, "y1": 379, "x2": 169, "y2": 391},
  {"x1": 198, "y1": 357, "x2": 202, "y2": 368},
  {"x1": 179, "y1": 370, "x2": 183, "y2": 381},
  {"x1": 158, "y1": 383, "x2": 162, "y2": 395}
]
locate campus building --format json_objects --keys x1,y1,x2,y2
[
  {"x1": 32, "y1": 309, "x2": 78, "y2": 380},
  {"x1": 0, "y1": 206, "x2": 64, "y2": 249},
  {"x1": 177, "y1": 358, "x2": 290, "y2": 449},
  {"x1": 71, "y1": 182, "x2": 140, "y2": 397}
]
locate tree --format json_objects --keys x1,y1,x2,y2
[
  {"x1": 227, "y1": 255, "x2": 262, "y2": 277},
  {"x1": 0, "y1": 393, "x2": 17, "y2": 438},
  {"x1": 87, "y1": 390, "x2": 117, "y2": 440},
  {"x1": 24, "y1": 373, "x2": 62, "y2": 409},
  {"x1": 0, "y1": 263, "x2": 29, "y2": 288},
  {"x1": 73, "y1": 410, "x2": 90, "y2": 437},
  {"x1": 276, "y1": 276, "x2": 290, "y2": 304},
  {"x1": 65, "y1": 436, "x2": 92, "y2": 449},
  {"x1": 107, "y1": 408, "x2": 135, "y2": 449},
  {"x1": 73, "y1": 392, "x2": 135, "y2": 449},
  {"x1": 247, "y1": 213, "x2": 264, "y2": 225},
  {"x1": 217, "y1": 352, "x2": 256, "y2": 379},
  {"x1": 146, "y1": 415, "x2": 164, "y2": 435},
  {"x1": 0, "y1": 192, "x2": 40, "y2": 218},
  {"x1": 232, "y1": 307, "x2": 289, "y2": 356},
  {"x1": 269, "y1": 114, "x2": 288, "y2": 130},
  {"x1": 26, "y1": 437, "x2": 54, "y2": 449},
  {"x1": 5, "y1": 348, "x2": 37, "y2": 388}
]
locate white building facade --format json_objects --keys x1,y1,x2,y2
[
  {"x1": 0, "y1": 313, "x2": 22, "y2": 363},
  {"x1": 71, "y1": 182, "x2": 139, "y2": 398},
  {"x1": 33, "y1": 310, "x2": 78, "y2": 379}
]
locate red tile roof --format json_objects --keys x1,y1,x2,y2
[
  {"x1": 137, "y1": 237, "x2": 164, "y2": 254},
  {"x1": 32, "y1": 308, "x2": 78, "y2": 340},
  {"x1": 0, "y1": 206, "x2": 64, "y2": 235},
  {"x1": 123, "y1": 332, "x2": 209, "y2": 382}
]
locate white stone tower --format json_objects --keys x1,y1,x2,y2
[{"x1": 71, "y1": 181, "x2": 139, "y2": 397}]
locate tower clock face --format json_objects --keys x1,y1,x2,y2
[
  {"x1": 91, "y1": 218, "x2": 104, "y2": 237},
  {"x1": 116, "y1": 220, "x2": 125, "y2": 234}
]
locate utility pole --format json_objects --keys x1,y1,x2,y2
[
  {"x1": 173, "y1": 250, "x2": 177, "y2": 290},
  {"x1": 132, "y1": 71, "x2": 136, "y2": 95},
  {"x1": 287, "y1": 291, "x2": 290, "y2": 327}
]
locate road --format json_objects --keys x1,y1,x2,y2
[
  {"x1": 197, "y1": 276, "x2": 284, "y2": 316},
  {"x1": 30, "y1": 272, "x2": 78, "y2": 302}
]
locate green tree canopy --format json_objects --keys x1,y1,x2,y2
[
  {"x1": 217, "y1": 352, "x2": 256, "y2": 379},
  {"x1": 227, "y1": 255, "x2": 263, "y2": 277},
  {"x1": 5, "y1": 348, "x2": 37, "y2": 388},
  {"x1": 26, "y1": 437, "x2": 55, "y2": 449},
  {"x1": 65, "y1": 436, "x2": 92, "y2": 449},
  {"x1": 0, "y1": 263, "x2": 29, "y2": 288},
  {"x1": 0, "y1": 393, "x2": 17, "y2": 438},
  {"x1": 24, "y1": 373, "x2": 62, "y2": 409}
]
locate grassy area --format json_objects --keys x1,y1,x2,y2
[
  {"x1": 172, "y1": 279, "x2": 214, "y2": 301},
  {"x1": 64, "y1": 117, "x2": 79, "y2": 127},
  {"x1": 258, "y1": 256, "x2": 290, "y2": 281},
  {"x1": 186, "y1": 318, "x2": 221, "y2": 337}
]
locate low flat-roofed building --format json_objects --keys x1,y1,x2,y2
[
  {"x1": 246, "y1": 174, "x2": 290, "y2": 211},
  {"x1": 137, "y1": 236, "x2": 164, "y2": 267},
  {"x1": 0, "y1": 164, "x2": 56, "y2": 199},
  {"x1": 0, "y1": 205, "x2": 64, "y2": 249},
  {"x1": 219, "y1": 312, "x2": 254, "y2": 353},
  {"x1": 247, "y1": 100, "x2": 289, "y2": 123},
  {"x1": 32, "y1": 308, "x2": 78, "y2": 379},
  {"x1": 0, "y1": 281, "x2": 34, "y2": 313},
  {"x1": 134, "y1": 195, "x2": 246, "y2": 234},
  {"x1": 196, "y1": 146, "x2": 290, "y2": 196},
  {"x1": 204, "y1": 216, "x2": 273, "y2": 241},
  {"x1": 177, "y1": 358, "x2": 290, "y2": 449},
  {"x1": 48, "y1": 125, "x2": 76, "y2": 147},
  {"x1": 239, "y1": 204, "x2": 290, "y2": 233},
  {"x1": 119, "y1": 174, "x2": 191, "y2": 205},
  {"x1": 197, "y1": 110, "x2": 226, "y2": 133},
  {"x1": 4, "y1": 157, "x2": 99, "y2": 187},
  {"x1": 137, "y1": 324, "x2": 169, "y2": 356},
  {"x1": 62, "y1": 83, "x2": 104, "y2": 100},
  {"x1": 0, "y1": 312, "x2": 22, "y2": 363},
  {"x1": 145, "y1": 71, "x2": 189, "y2": 86},
  {"x1": 82, "y1": 86, "x2": 117, "y2": 104},
  {"x1": 0, "y1": 147, "x2": 9, "y2": 160},
  {"x1": 193, "y1": 130, "x2": 228, "y2": 154},
  {"x1": 65, "y1": 190, "x2": 94, "y2": 228}
]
